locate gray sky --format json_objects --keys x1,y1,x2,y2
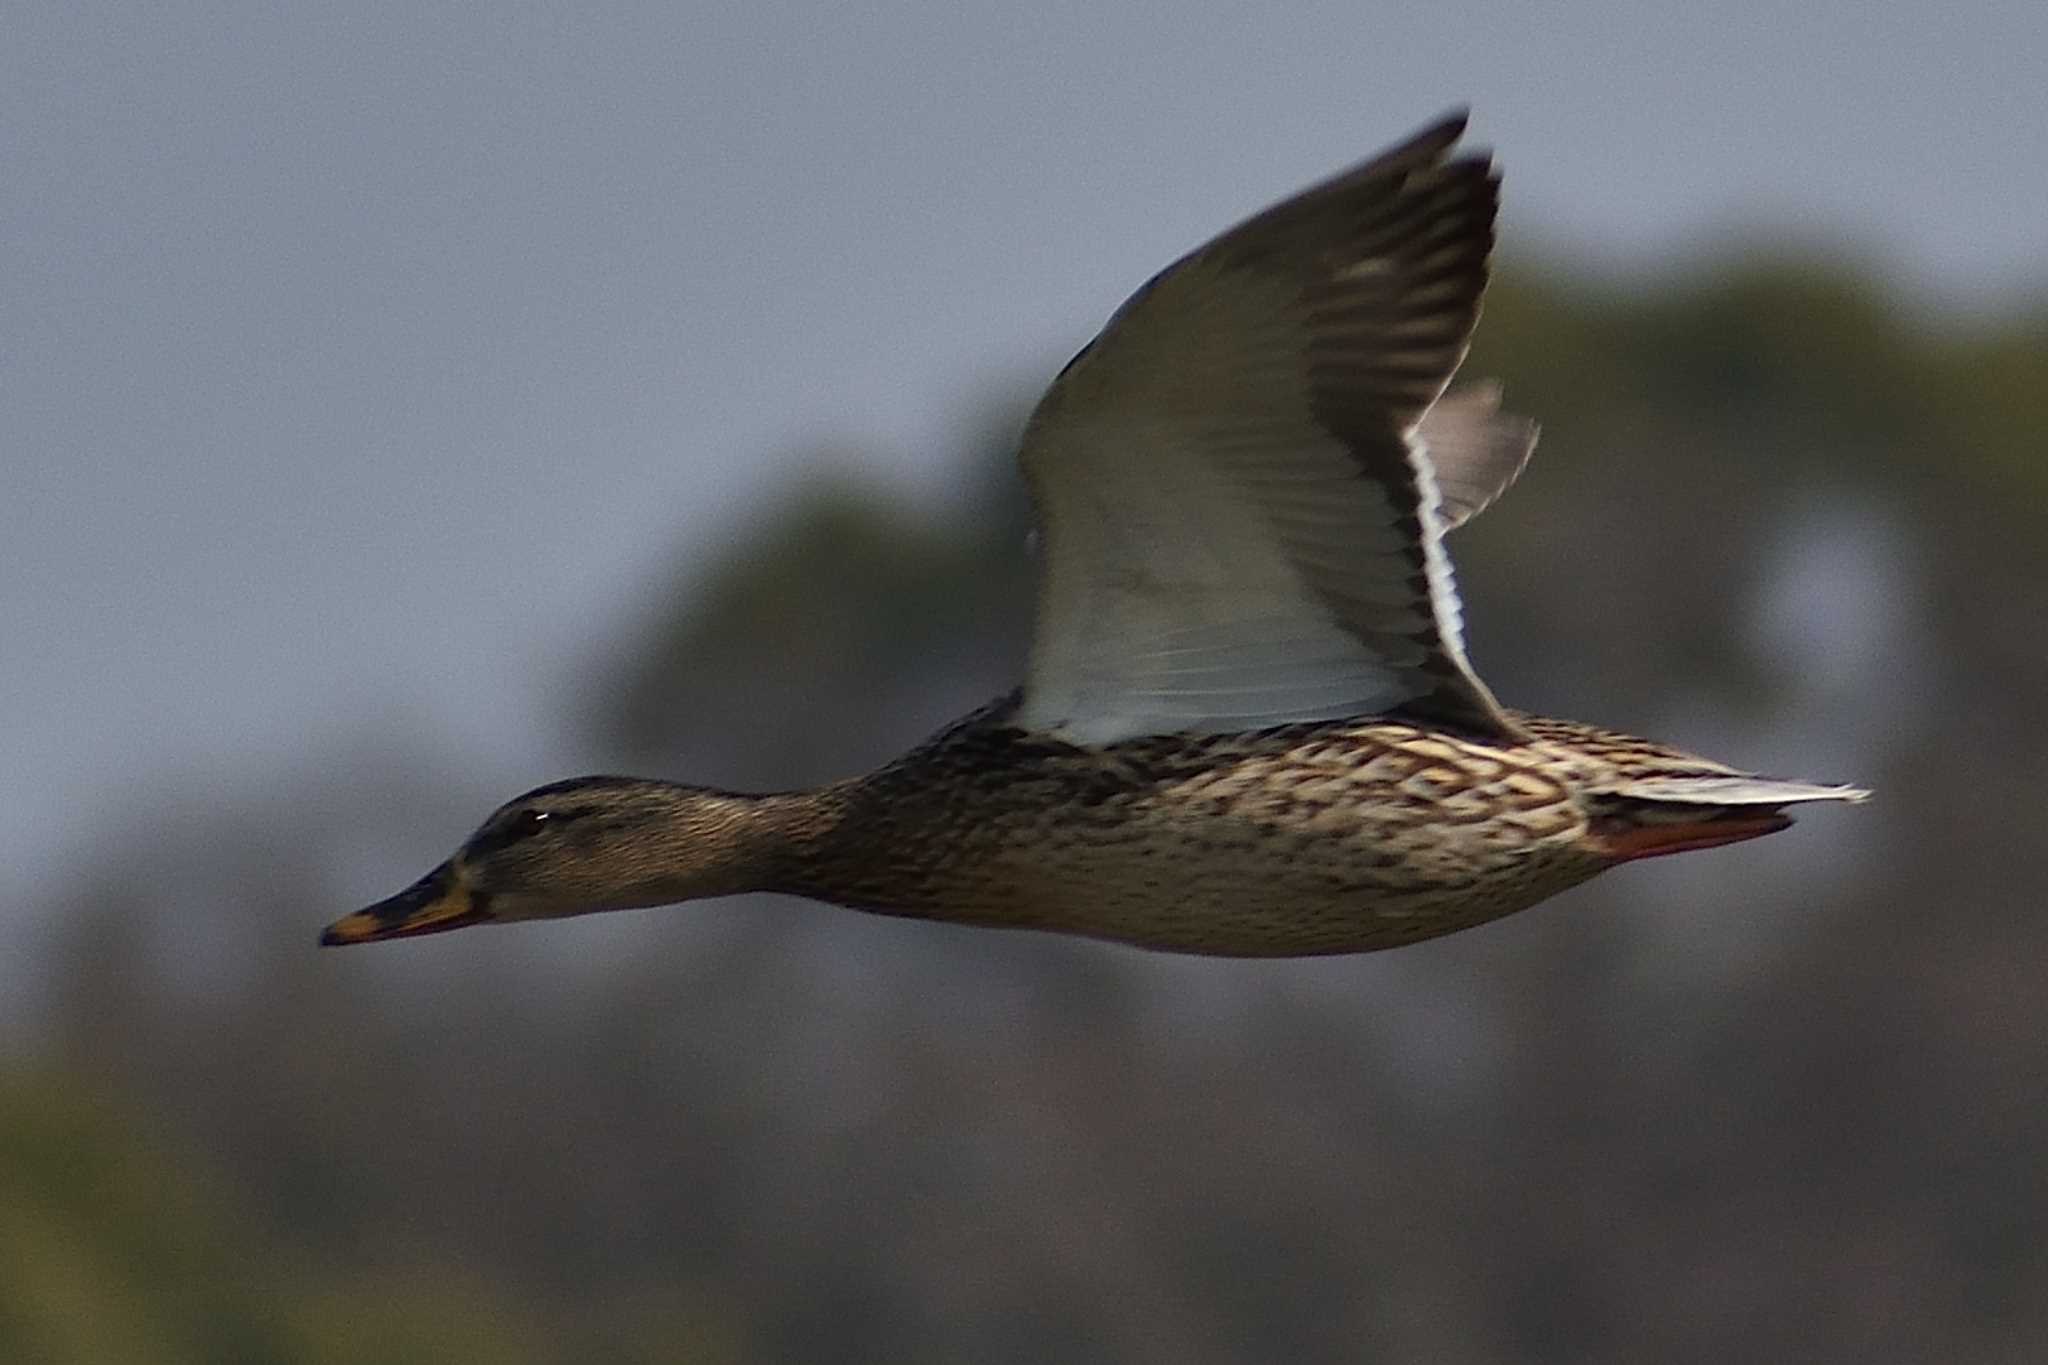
[{"x1": 5, "y1": 2, "x2": 2044, "y2": 910}]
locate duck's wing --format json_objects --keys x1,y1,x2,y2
[
  {"x1": 1016, "y1": 112, "x2": 1530, "y2": 745},
  {"x1": 1413, "y1": 381, "x2": 1538, "y2": 532}
]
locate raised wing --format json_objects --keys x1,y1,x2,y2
[{"x1": 1016, "y1": 112, "x2": 1531, "y2": 744}]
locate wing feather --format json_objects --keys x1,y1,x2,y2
[{"x1": 1017, "y1": 113, "x2": 1532, "y2": 744}]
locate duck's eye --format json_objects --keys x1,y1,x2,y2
[{"x1": 472, "y1": 808, "x2": 554, "y2": 856}]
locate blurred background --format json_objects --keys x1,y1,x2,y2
[{"x1": 5, "y1": 4, "x2": 2045, "y2": 1361}]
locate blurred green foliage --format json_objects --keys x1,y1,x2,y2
[
  {"x1": 0, "y1": 1074, "x2": 577, "y2": 1363},
  {"x1": 5, "y1": 251, "x2": 2045, "y2": 1362}
]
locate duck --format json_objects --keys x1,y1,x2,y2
[{"x1": 321, "y1": 112, "x2": 1866, "y2": 958}]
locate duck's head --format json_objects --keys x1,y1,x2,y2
[{"x1": 319, "y1": 777, "x2": 786, "y2": 946}]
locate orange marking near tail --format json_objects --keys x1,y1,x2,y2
[{"x1": 1592, "y1": 811, "x2": 1794, "y2": 863}]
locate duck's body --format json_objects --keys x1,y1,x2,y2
[
  {"x1": 762, "y1": 699, "x2": 1830, "y2": 956},
  {"x1": 323, "y1": 113, "x2": 1864, "y2": 956}
]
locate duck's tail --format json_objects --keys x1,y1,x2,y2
[{"x1": 1587, "y1": 775, "x2": 1869, "y2": 862}]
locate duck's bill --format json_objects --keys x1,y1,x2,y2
[{"x1": 320, "y1": 864, "x2": 488, "y2": 946}]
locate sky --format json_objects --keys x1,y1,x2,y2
[{"x1": 5, "y1": 1, "x2": 2045, "y2": 912}]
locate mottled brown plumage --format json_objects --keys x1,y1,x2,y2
[
  {"x1": 322, "y1": 112, "x2": 1864, "y2": 956},
  {"x1": 739, "y1": 697, "x2": 1843, "y2": 956}
]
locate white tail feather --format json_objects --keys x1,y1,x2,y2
[{"x1": 1609, "y1": 776, "x2": 1871, "y2": 806}]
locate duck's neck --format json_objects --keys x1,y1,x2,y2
[
  {"x1": 611, "y1": 772, "x2": 986, "y2": 923},
  {"x1": 607, "y1": 781, "x2": 853, "y2": 907}
]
